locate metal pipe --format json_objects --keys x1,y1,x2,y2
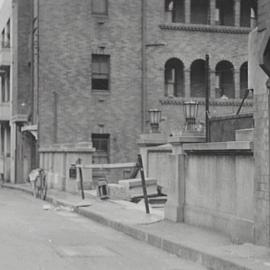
[
  {"x1": 205, "y1": 54, "x2": 210, "y2": 142},
  {"x1": 36, "y1": 0, "x2": 40, "y2": 166},
  {"x1": 141, "y1": 0, "x2": 147, "y2": 133},
  {"x1": 236, "y1": 89, "x2": 252, "y2": 115}
]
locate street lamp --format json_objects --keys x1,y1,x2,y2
[
  {"x1": 183, "y1": 100, "x2": 198, "y2": 131},
  {"x1": 148, "y1": 109, "x2": 161, "y2": 133}
]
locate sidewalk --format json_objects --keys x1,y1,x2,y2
[{"x1": 2, "y1": 183, "x2": 270, "y2": 270}]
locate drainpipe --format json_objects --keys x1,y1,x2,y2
[
  {"x1": 36, "y1": 0, "x2": 40, "y2": 166},
  {"x1": 205, "y1": 54, "x2": 210, "y2": 142},
  {"x1": 141, "y1": 0, "x2": 147, "y2": 133}
]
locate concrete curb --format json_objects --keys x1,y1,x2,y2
[{"x1": 1, "y1": 184, "x2": 253, "y2": 270}]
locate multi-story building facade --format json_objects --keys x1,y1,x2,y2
[
  {"x1": 37, "y1": 0, "x2": 255, "y2": 164},
  {"x1": 0, "y1": 0, "x2": 11, "y2": 182},
  {"x1": 0, "y1": 0, "x2": 37, "y2": 183},
  {"x1": 249, "y1": 0, "x2": 270, "y2": 247},
  {"x1": 0, "y1": 0, "x2": 256, "y2": 183}
]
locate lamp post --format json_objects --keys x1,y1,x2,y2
[
  {"x1": 148, "y1": 109, "x2": 161, "y2": 133},
  {"x1": 183, "y1": 100, "x2": 198, "y2": 131}
]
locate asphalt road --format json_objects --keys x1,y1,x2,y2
[{"x1": 0, "y1": 188, "x2": 205, "y2": 270}]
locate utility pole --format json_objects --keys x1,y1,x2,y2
[{"x1": 205, "y1": 54, "x2": 210, "y2": 142}]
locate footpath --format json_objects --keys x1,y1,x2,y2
[{"x1": 2, "y1": 182, "x2": 270, "y2": 270}]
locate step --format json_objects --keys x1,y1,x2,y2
[
  {"x1": 148, "y1": 196, "x2": 167, "y2": 204},
  {"x1": 150, "y1": 204, "x2": 165, "y2": 209}
]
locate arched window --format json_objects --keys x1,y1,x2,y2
[
  {"x1": 165, "y1": 58, "x2": 184, "y2": 97},
  {"x1": 240, "y1": 0, "x2": 257, "y2": 27},
  {"x1": 240, "y1": 62, "x2": 248, "y2": 98},
  {"x1": 216, "y1": 0, "x2": 234, "y2": 26},
  {"x1": 190, "y1": 59, "x2": 206, "y2": 97},
  {"x1": 191, "y1": 0, "x2": 209, "y2": 25},
  {"x1": 216, "y1": 61, "x2": 235, "y2": 99},
  {"x1": 165, "y1": 0, "x2": 185, "y2": 23}
]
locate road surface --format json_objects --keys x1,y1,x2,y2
[{"x1": 0, "y1": 188, "x2": 205, "y2": 270}]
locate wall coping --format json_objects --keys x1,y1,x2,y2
[
  {"x1": 168, "y1": 135, "x2": 205, "y2": 144},
  {"x1": 39, "y1": 142, "x2": 95, "y2": 153},
  {"x1": 137, "y1": 133, "x2": 167, "y2": 146},
  {"x1": 183, "y1": 141, "x2": 253, "y2": 154},
  {"x1": 210, "y1": 113, "x2": 253, "y2": 121},
  {"x1": 146, "y1": 143, "x2": 173, "y2": 152},
  {"x1": 159, "y1": 23, "x2": 251, "y2": 34},
  {"x1": 160, "y1": 97, "x2": 253, "y2": 107}
]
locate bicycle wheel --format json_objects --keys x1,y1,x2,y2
[
  {"x1": 32, "y1": 181, "x2": 38, "y2": 198},
  {"x1": 40, "y1": 174, "x2": 47, "y2": 200}
]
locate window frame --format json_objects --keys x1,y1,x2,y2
[
  {"x1": 91, "y1": 54, "x2": 110, "y2": 91},
  {"x1": 92, "y1": 133, "x2": 110, "y2": 163}
]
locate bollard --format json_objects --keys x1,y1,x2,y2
[
  {"x1": 76, "y1": 158, "x2": 85, "y2": 200},
  {"x1": 137, "y1": 154, "x2": 150, "y2": 214}
]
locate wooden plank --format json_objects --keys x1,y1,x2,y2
[{"x1": 76, "y1": 162, "x2": 137, "y2": 170}]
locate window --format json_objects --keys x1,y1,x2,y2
[
  {"x1": 165, "y1": 0, "x2": 185, "y2": 23},
  {"x1": 1, "y1": 69, "x2": 10, "y2": 102},
  {"x1": 92, "y1": 133, "x2": 110, "y2": 163},
  {"x1": 240, "y1": 62, "x2": 249, "y2": 98},
  {"x1": 6, "y1": 20, "x2": 10, "y2": 47},
  {"x1": 190, "y1": 59, "x2": 206, "y2": 97},
  {"x1": 164, "y1": 58, "x2": 184, "y2": 97},
  {"x1": 92, "y1": 0, "x2": 108, "y2": 15},
  {"x1": 191, "y1": 0, "x2": 209, "y2": 25},
  {"x1": 215, "y1": 61, "x2": 235, "y2": 99},
  {"x1": 216, "y1": 0, "x2": 234, "y2": 26},
  {"x1": 92, "y1": 54, "x2": 110, "y2": 91},
  {"x1": 1, "y1": 29, "x2": 5, "y2": 48},
  {"x1": 240, "y1": 0, "x2": 257, "y2": 27}
]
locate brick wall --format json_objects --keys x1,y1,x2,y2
[
  {"x1": 249, "y1": 14, "x2": 270, "y2": 245},
  {"x1": 12, "y1": 0, "x2": 32, "y2": 116},
  {"x1": 258, "y1": 0, "x2": 270, "y2": 31},
  {"x1": 145, "y1": 0, "x2": 252, "y2": 136},
  {"x1": 37, "y1": 0, "x2": 254, "y2": 165},
  {"x1": 38, "y1": 0, "x2": 142, "y2": 163}
]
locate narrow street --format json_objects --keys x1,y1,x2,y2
[{"x1": 0, "y1": 188, "x2": 205, "y2": 270}]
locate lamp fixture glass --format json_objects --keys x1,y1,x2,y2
[
  {"x1": 183, "y1": 101, "x2": 198, "y2": 130},
  {"x1": 148, "y1": 109, "x2": 161, "y2": 133}
]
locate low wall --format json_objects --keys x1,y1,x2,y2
[
  {"x1": 183, "y1": 142, "x2": 255, "y2": 243},
  {"x1": 140, "y1": 137, "x2": 256, "y2": 243},
  {"x1": 139, "y1": 144, "x2": 172, "y2": 193},
  {"x1": 39, "y1": 142, "x2": 95, "y2": 193},
  {"x1": 209, "y1": 113, "x2": 254, "y2": 142}
]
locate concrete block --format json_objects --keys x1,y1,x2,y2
[
  {"x1": 108, "y1": 184, "x2": 131, "y2": 200},
  {"x1": 235, "y1": 128, "x2": 254, "y2": 141},
  {"x1": 117, "y1": 178, "x2": 158, "y2": 198},
  {"x1": 118, "y1": 178, "x2": 157, "y2": 188}
]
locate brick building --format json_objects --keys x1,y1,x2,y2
[
  {"x1": 0, "y1": 0, "x2": 11, "y2": 182},
  {"x1": 0, "y1": 0, "x2": 37, "y2": 183},
  {"x1": 0, "y1": 0, "x2": 256, "y2": 183},
  {"x1": 249, "y1": 0, "x2": 270, "y2": 247}
]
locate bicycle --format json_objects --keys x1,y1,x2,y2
[{"x1": 30, "y1": 168, "x2": 47, "y2": 200}]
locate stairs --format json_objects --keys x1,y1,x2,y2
[{"x1": 148, "y1": 196, "x2": 167, "y2": 208}]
